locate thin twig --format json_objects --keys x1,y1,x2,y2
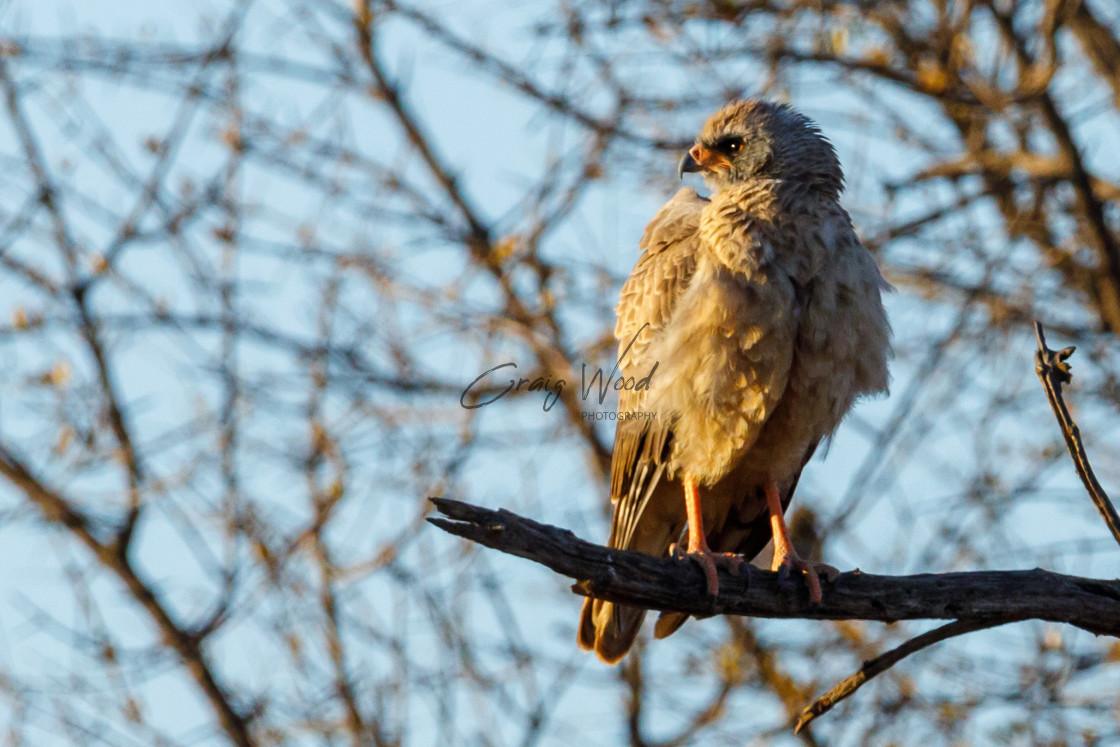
[
  {"x1": 794, "y1": 619, "x2": 1012, "y2": 733},
  {"x1": 1033, "y1": 322, "x2": 1120, "y2": 549}
]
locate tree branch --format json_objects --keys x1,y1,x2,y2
[
  {"x1": 428, "y1": 498, "x2": 1120, "y2": 637},
  {"x1": 1034, "y1": 322, "x2": 1120, "y2": 549},
  {"x1": 794, "y1": 618, "x2": 1010, "y2": 733},
  {"x1": 793, "y1": 321, "x2": 1120, "y2": 733},
  {"x1": 0, "y1": 444, "x2": 255, "y2": 747}
]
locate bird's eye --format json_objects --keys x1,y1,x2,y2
[{"x1": 718, "y1": 137, "x2": 744, "y2": 154}]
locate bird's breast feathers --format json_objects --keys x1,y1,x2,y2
[
  {"x1": 641, "y1": 251, "x2": 797, "y2": 484},
  {"x1": 634, "y1": 185, "x2": 890, "y2": 485}
]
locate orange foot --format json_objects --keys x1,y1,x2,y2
[
  {"x1": 677, "y1": 474, "x2": 751, "y2": 595},
  {"x1": 670, "y1": 542, "x2": 750, "y2": 596},
  {"x1": 771, "y1": 547, "x2": 839, "y2": 604},
  {"x1": 766, "y1": 479, "x2": 840, "y2": 605}
]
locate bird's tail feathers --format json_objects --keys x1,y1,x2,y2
[
  {"x1": 653, "y1": 610, "x2": 689, "y2": 639},
  {"x1": 578, "y1": 596, "x2": 646, "y2": 664}
]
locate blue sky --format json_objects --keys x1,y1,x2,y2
[{"x1": 1, "y1": 0, "x2": 1118, "y2": 744}]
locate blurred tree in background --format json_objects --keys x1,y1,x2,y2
[{"x1": 0, "y1": 0, "x2": 1118, "y2": 744}]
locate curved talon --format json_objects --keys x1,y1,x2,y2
[
  {"x1": 817, "y1": 563, "x2": 841, "y2": 584},
  {"x1": 773, "y1": 552, "x2": 837, "y2": 604},
  {"x1": 671, "y1": 545, "x2": 749, "y2": 595},
  {"x1": 722, "y1": 553, "x2": 748, "y2": 578},
  {"x1": 692, "y1": 550, "x2": 721, "y2": 596}
]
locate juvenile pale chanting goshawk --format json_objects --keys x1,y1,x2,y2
[{"x1": 578, "y1": 100, "x2": 891, "y2": 664}]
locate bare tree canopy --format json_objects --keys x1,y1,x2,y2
[{"x1": 0, "y1": 0, "x2": 1119, "y2": 745}]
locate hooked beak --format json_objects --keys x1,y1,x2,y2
[
  {"x1": 677, "y1": 144, "x2": 730, "y2": 179},
  {"x1": 678, "y1": 152, "x2": 701, "y2": 179}
]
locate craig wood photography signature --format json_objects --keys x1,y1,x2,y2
[{"x1": 460, "y1": 324, "x2": 657, "y2": 412}]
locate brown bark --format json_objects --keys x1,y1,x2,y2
[{"x1": 429, "y1": 498, "x2": 1120, "y2": 637}]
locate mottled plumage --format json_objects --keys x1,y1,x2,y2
[{"x1": 579, "y1": 100, "x2": 891, "y2": 663}]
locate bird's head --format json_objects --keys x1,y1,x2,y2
[{"x1": 679, "y1": 99, "x2": 842, "y2": 196}]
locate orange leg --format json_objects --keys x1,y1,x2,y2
[
  {"x1": 766, "y1": 480, "x2": 830, "y2": 604},
  {"x1": 684, "y1": 475, "x2": 709, "y2": 554},
  {"x1": 673, "y1": 474, "x2": 748, "y2": 596}
]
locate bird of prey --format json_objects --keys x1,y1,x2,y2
[{"x1": 578, "y1": 100, "x2": 891, "y2": 664}]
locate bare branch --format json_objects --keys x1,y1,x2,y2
[
  {"x1": 428, "y1": 498, "x2": 1120, "y2": 636},
  {"x1": 1034, "y1": 322, "x2": 1120, "y2": 549},
  {"x1": 0, "y1": 445, "x2": 255, "y2": 747},
  {"x1": 794, "y1": 619, "x2": 1010, "y2": 733}
]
